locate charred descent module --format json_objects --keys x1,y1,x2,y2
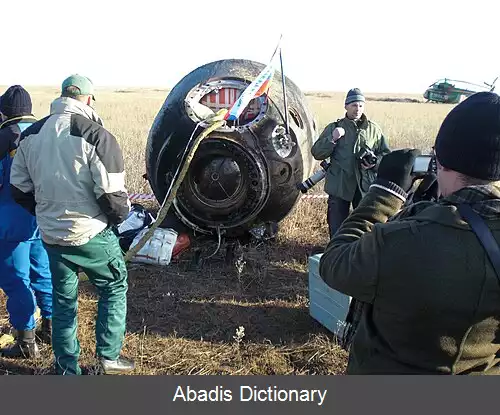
[{"x1": 145, "y1": 59, "x2": 317, "y2": 238}]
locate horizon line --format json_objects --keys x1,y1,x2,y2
[{"x1": 0, "y1": 83, "x2": 424, "y2": 96}]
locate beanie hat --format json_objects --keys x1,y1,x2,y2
[
  {"x1": 345, "y1": 88, "x2": 365, "y2": 105},
  {"x1": 434, "y1": 91, "x2": 500, "y2": 180},
  {"x1": 0, "y1": 85, "x2": 33, "y2": 118}
]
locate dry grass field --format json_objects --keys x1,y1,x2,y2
[{"x1": 0, "y1": 85, "x2": 456, "y2": 375}]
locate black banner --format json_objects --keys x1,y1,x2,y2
[{"x1": 0, "y1": 375, "x2": 496, "y2": 414}]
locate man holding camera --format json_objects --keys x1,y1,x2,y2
[
  {"x1": 319, "y1": 91, "x2": 500, "y2": 374},
  {"x1": 311, "y1": 88, "x2": 391, "y2": 239}
]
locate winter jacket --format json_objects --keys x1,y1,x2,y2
[
  {"x1": 0, "y1": 116, "x2": 40, "y2": 242},
  {"x1": 311, "y1": 114, "x2": 391, "y2": 201},
  {"x1": 319, "y1": 183, "x2": 500, "y2": 375},
  {"x1": 10, "y1": 97, "x2": 131, "y2": 247}
]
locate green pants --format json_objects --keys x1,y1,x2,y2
[{"x1": 43, "y1": 227, "x2": 128, "y2": 375}]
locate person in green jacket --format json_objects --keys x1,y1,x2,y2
[
  {"x1": 311, "y1": 88, "x2": 391, "y2": 239},
  {"x1": 319, "y1": 91, "x2": 500, "y2": 375}
]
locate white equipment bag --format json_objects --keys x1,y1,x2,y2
[{"x1": 129, "y1": 227, "x2": 178, "y2": 266}]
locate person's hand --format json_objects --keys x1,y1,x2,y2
[
  {"x1": 332, "y1": 127, "x2": 345, "y2": 143},
  {"x1": 377, "y1": 148, "x2": 421, "y2": 192},
  {"x1": 361, "y1": 159, "x2": 377, "y2": 170},
  {"x1": 412, "y1": 173, "x2": 439, "y2": 202}
]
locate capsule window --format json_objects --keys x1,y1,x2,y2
[{"x1": 200, "y1": 87, "x2": 264, "y2": 124}]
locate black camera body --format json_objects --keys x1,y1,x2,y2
[
  {"x1": 358, "y1": 146, "x2": 378, "y2": 166},
  {"x1": 412, "y1": 154, "x2": 437, "y2": 176}
]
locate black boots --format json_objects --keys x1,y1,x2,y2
[
  {"x1": 0, "y1": 318, "x2": 51, "y2": 359},
  {"x1": 0, "y1": 316, "x2": 50, "y2": 359},
  {"x1": 99, "y1": 356, "x2": 136, "y2": 375},
  {"x1": 39, "y1": 318, "x2": 52, "y2": 345},
  {"x1": 0, "y1": 329, "x2": 40, "y2": 359}
]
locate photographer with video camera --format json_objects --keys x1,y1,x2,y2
[
  {"x1": 319, "y1": 91, "x2": 500, "y2": 375},
  {"x1": 310, "y1": 88, "x2": 391, "y2": 239}
]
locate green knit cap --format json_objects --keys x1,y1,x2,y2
[{"x1": 345, "y1": 88, "x2": 365, "y2": 105}]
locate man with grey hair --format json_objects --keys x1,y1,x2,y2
[
  {"x1": 311, "y1": 88, "x2": 391, "y2": 239},
  {"x1": 10, "y1": 74, "x2": 134, "y2": 375}
]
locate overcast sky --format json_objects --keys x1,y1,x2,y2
[{"x1": 1, "y1": 0, "x2": 498, "y2": 93}]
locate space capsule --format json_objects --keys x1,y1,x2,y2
[{"x1": 145, "y1": 59, "x2": 317, "y2": 238}]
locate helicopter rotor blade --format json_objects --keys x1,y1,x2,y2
[{"x1": 484, "y1": 77, "x2": 498, "y2": 91}]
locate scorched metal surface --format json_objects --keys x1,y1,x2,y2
[{"x1": 145, "y1": 59, "x2": 317, "y2": 237}]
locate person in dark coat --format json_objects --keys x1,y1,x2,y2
[
  {"x1": 311, "y1": 88, "x2": 391, "y2": 239},
  {"x1": 319, "y1": 91, "x2": 500, "y2": 374},
  {"x1": 0, "y1": 85, "x2": 52, "y2": 359}
]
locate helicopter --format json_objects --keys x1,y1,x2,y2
[{"x1": 424, "y1": 77, "x2": 498, "y2": 104}]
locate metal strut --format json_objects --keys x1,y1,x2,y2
[{"x1": 279, "y1": 45, "x2": 290, "y2": 135}]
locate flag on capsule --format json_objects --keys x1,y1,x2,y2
[{"x1": 224, "y1": 37, "x2": 282, "y2": 122}]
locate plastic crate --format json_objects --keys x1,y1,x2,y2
[{"x1": 308, "y1": 253, "x2": 352, "y2": 339}]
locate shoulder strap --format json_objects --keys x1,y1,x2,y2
[
  {"x1": 457, "y1": 203, "x2": 500, "y2": 285},
  {"x1": 332, "y1": 118, "x2": 343, "y2": 127},
  {"x1": 327, "y1": 119, "x2": 342, "y2": 157}
]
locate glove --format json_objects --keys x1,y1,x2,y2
[
  {"x1": 412, "y1": 173, "x2": 439, "y2": 202},
  {"x1": 377, "y1": 148, "x2": 422, "y2": 192}
]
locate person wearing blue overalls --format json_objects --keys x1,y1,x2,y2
[{"x1": 0, "y1": 85, "x2": 52, "y2": 359}]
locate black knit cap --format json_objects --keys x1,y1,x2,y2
[
  {"x1": 0, "y1": 85, "x2": 33, "y2": 118},
  {"x1": 434, "y1": 91, "x2": 500, "y2": 180}
]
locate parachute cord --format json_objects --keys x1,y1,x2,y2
[
  {"x1": 124, "y1": 109, "x2": 229, "y2": 263},
  {"x1": 204, "y1": 226, "x2": 222, "y2": 260}
]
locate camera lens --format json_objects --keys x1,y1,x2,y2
[{"x1": 296, "y1": 182, "x2": 309, "y2": 193}]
